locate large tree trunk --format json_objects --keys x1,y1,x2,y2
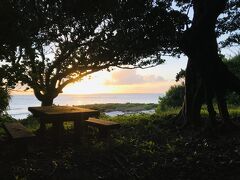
[
  {"x1": 33, "y1": 89, "x2": 57, "y2": 106},
  {"x1": 41, "y1": 97, "x2": 54, "y2": 106},
  {"x1": 175, "y1": 59, "x2": 204, "y2": 127},
  {"x1": 175, "y1": 0, "x2": 240, "y2": 128}
]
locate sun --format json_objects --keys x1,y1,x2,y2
[{"x1": 63, "y1": 71, "x2": 114, "y2": 94}]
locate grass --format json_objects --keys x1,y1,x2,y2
[
  {"x1": 77, "y1": 103, "x2": 157, "y2": 113},
  {"x1": 1, "y1": 105, "x2": 240, "y2": 179}
]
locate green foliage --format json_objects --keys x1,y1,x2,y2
[
  {"x1": 2, "y1": 110, "x2": 240, "y2": 179},
  {"x1": 225, "y1": 54, "x2": 240, "y2": 79},
  {"x1": 20, "y1": 115, "x2": 39, "y2": 130},
  {"x1": 218, "y1": 1, "x2": 240, "y2": 47},
  {"x1": 175, "y1": 68, "x2": 185, "y2": 82},
  {"x1": 0, "y1": 88, "x2": 10, "y2": 114},
  {"x1": 79, "y1": 103, "x2": 157, "y2": 113},
  {"x1": 225, "y1": 54, "x2": 240, "y2": 105},
  {"x1": 0, "y1": 114, "x2": 15, "y2": 135},
  {"x1": 0, "y1": 114, "x2": 15, "y2": 125},
  {"x1": 156, "y1": 83, "x2": 185, "y2": 112},
  {"x1": 226, "y1": 92, "x2": 240, "y2": 106}
]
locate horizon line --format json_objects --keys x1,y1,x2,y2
[{"x1": 11, "y1": 92, "x2": 165, "y2": 96}]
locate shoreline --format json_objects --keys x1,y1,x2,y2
[{"x1": 8, "y1": 103, "x2": 158, "y2": 119}]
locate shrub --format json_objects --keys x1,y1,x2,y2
[
  {"x1": 225, "y1": 54, "x2": 240, "y2": 79},
  {"x1": 0, "y1": 87, "x2": 10, "y2": 115},
  {"x1": 225, "y1": 54, "x2": 240, "y2": 105},
  {"x1": 156, "y1": 83, "x2": 185, "y2": 112}
]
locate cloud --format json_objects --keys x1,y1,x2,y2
[{"x1": 104, "y1": 69, "x2": 165, "y2": 85}]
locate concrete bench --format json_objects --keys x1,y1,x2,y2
[
  {"x1": 3, "y1": 122, "x2": 35, "y2": 141},
  {"x1": 84, "y1": 118, "x2": 120, "y2": 138},
  {"x1": 3, "y1": 122, "x2": 35, "y2": 153}
]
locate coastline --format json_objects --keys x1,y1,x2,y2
[
  {"x1": 7, "y1": 94, "x2": 161, "y2": 119},
  {"x1": 8, "y1": 102, "x2": 158, "y2": 119}
]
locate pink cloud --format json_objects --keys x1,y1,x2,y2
[{"x1": 104, "y1": 69, "x2": 165, "y2": 85}]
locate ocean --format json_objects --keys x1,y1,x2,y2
[{"x1": 7, "y1": 93, "x2": 162, "y2": 119}]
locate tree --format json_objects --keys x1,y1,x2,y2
[
  {"x1": 0, "y1": 66, "x2": 10, "y2": 115},
  {"x1": 0, "y1": 0, "x2": 188, "y2": 106},
  {"x1": 0, "y1": 87, "x2": 10, "y2": 115},
  {"x1": 80, "y1": 0, "x2": 240, "y2": 129},
  {"x1": 157, "y1": 83, "x2": 185, "y2": 111},
  {"x1": 157, "y1": 54, "x2": 240, "y2": 114},
  {"x1": 173, "y1": 0, "x2": 240, "y2": 128},
  {"x1": 0, "y1": 0, "x2": 23, "y2": 113}
]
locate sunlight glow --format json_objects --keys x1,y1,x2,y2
[
  {"x1": 11, "y1": 68, "x2": 179, "y2": 95},
  {"x1": 63, "y1": 71, "x2": 114, "y2": 94},
  {"x1": 62, "y1": 70, "x2": 176, "y2": 95}
]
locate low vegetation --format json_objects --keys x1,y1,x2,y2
[
  {"x1": 0, "y1": 88, "x2": 10, "y2": 115},
  {"x1": 156, "y1": 84, "x2": 184, "y2": 112},
  {"x1": 1, "y1": 106, "x2": 240, "y2": 179},
  {"x1": 78, "y1": 103, "x2": 157, "y2": 113}
]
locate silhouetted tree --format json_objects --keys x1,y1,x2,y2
[
  {"x1": 0, "y1": 0, "x2": 23, "y2": 112},
  {"x1": 0, "y1": 0, "x2": 188, "y2": 106},
  {"x1": 174, "y1": 0, "x2": 240, "y2": 128}
]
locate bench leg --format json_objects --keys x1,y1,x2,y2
[
  {"x1": 98, "y1": 128, "x2": 109, "y2": 139},
  {"x1": 74, "y1": 121, "x2": 85, "y2": 134},
  {"x1": 38, "y1": 120, "x2": 46, "y2": 136},
  {"x1": 74, "y1": 121, "x2": 88, "y2": 143},
  {"x1": 14, "y1": 138, "x2": 34, "y2": 155},
  {"x1": 52, "y1": 121, "x2": 64, "y2": 139},
  {"x1": 16, "y1": 140, "x2": 28, "y2": 154},
  {"x1": 98, "y1": 128, "x2": 112, "y2": 148}
]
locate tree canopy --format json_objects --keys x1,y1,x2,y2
[{"x1": 0, "y1": 0, "x2": 188, "y2": 106}]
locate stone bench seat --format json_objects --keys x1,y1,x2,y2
[
  {"x1": 3, "y1": 122, "x2": 35, "y2": 141},
  {"x1": 84, "y1": 118, "x2": 120, "y2": 138}
]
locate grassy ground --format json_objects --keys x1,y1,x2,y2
[
  {"x1": 0, "y1": 105, "x2": 240, "y2": 179},
  {"x1": 77, "y1": 103, "x2": 157, "y2": 113}
]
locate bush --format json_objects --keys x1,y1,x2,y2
[
  {"x1": 225, "y1": 54, "x2": 240, "y2": 79},
  {"x1": 156, "y1": 83, "x2": 185, "y2": 112},
  {"x1": 0, "y1": 87, "x2": 10, "y2": 115},
  {"x1": 226, "y1": 92, "x2": 240, "y2": 106},
  {"x1": 225, "y1": 54, "x2": 240, "y2": 105}
]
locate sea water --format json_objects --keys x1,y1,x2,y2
[{"x1": 7, "y1": 93, "x2": 162, "y2": 119}]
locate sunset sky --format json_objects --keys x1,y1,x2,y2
[
  {"x1": 11, "y1": 46, "x2": 237, "y2": 95},
  {"x1": 63, "y1": 47, "x2": 238, "y2": 95},
  {"x1": 63, "y1": 56, "x2": 187, "y2": 94},
  {"x1": 10, "y1": 53, "x2": 187, "y2": 95}
]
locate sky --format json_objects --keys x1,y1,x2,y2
[
  {"x1": 62, "y1": 45, "x2": 239, "y2": 95},
  {"x1": 11, "y1": 55, "x2": 187, "y2": 95},
  {"x1": 10, "y1": 40, "x2": 239, "y2": 95},
  {"x1": 63, "y1": 56, "x2": 188, "y2": 95},
  {"x1": 12, "y1": 45, "x2": 238, "y2": 95}
]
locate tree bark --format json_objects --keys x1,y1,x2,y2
[
  {"x1": 41, "y1": 97, "x2": 54, "y2": 106},
  {"x1": 33, "y1": 87, "x2": 59, "y2": 106},
  {"x1": 33, "y1": 90, "x2": 55, "y2": 106}
]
